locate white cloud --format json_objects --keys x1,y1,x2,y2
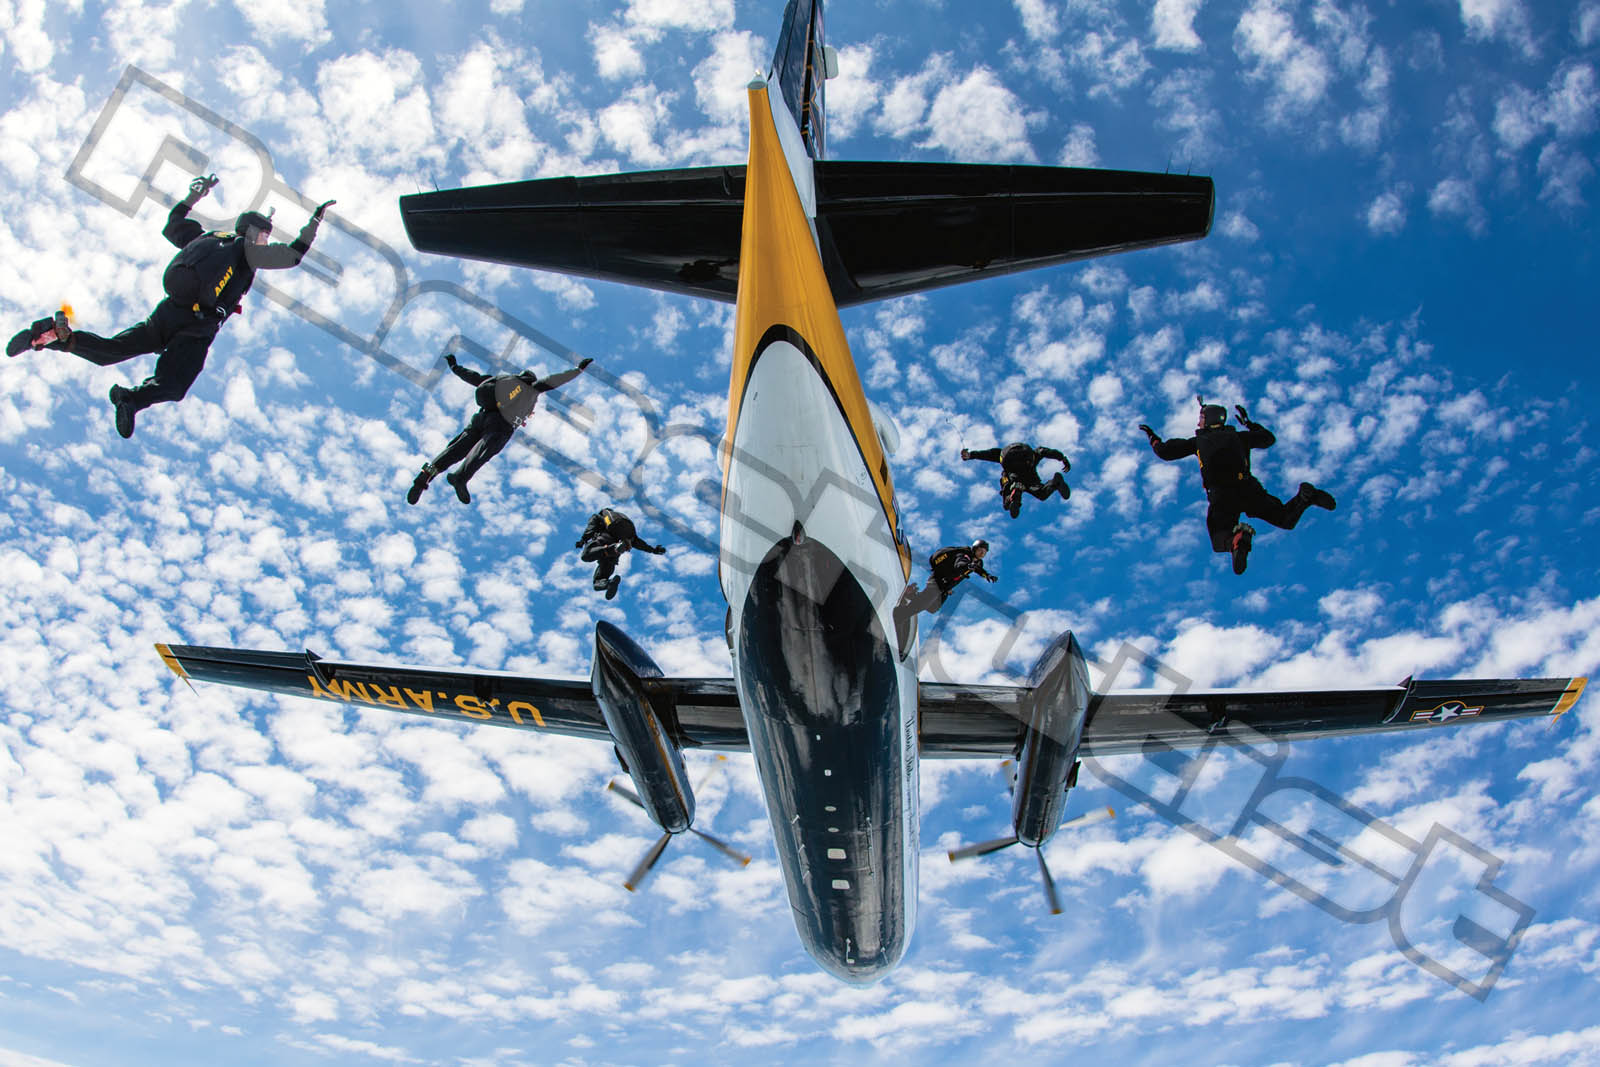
[
  {"x1": 919, "y1": 68, "x2": 1037, "y2": 163},
  {"x1": 1457, "y1": 0, "x2": 1536, "y2": 58},
  {"x1": 1014, "y1": 0, "x2": 1060, "y2": 42},
  {"x1": 590, "y1": 22, "x2": 650, "y2": 80},
  {"x1": 1233, "y1": 0, "x2": 1333, "y2": 120},
  {"x1": 1365, "y1": 190, "x2": 1407, "y2": 234},
  {"x1": 598, "y1": 86, "x2": 672, "y2": 165},
  {"x1": 1059, "y1": 122, "x2": 1099, "y2": 166},
  {"x1": 1536, "y1": 143, "x2": 1595, "y2": 208},
  {"x1": 1580, "y1": 3, "x2": 1600, "y2": 46},
  {"x1": 229, "y1": 0, "x2": 330, "y2": 46},
  {"x1": 1545, "y1": 64, "x2": 1599, "y2": 139},
  {"x1": 1427, "y1": 176, "x2": 1486, "y2": 233},
  {"x1": 1220, "y1": 211, "x2": 1259, "y2": 241},
  {"x1": 1152, "y1": 0, "x2": 1204, "y2": 52},
  {"x1": 315, "y1": 50, "x2": 438, "y2": 161},
  {"x1": 1151, "y1": 68, "x2": 1222, "y2": 162},
  {"x1": 624, "y1": 0, "x2": 735, "y2": 33}
]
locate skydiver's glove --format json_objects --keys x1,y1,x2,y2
[
  {"x1": 578, "y1": 357, "x2": 593, "y2": 370},
  {"x1": 982, "y1": 572, "x2": 998, "y2": 583},
  {"x1": 444, "y1": 354, "x2": 458, "y2": 367},
  {"x1": 960, "y1": 448, "x2": 971, "y2": 461},
  {"x1": 1235, "y1": 404, "x2": 1252, "y2": 426},
  {"x1": 311, "y1": 199, "x2": 336, "y2": 222},
  {"x1": 574, "y1": 538, "x2": 585, "y2": 549},
  {"x1": 182, "y1": 174, "x2": 219, "y2": 207},
  {"x1": 1139, "y1": 423, "x2": 1161, "y2": 445},
  {"x1": 648, "y1": 544, "x2": 667, "y2": 555}
]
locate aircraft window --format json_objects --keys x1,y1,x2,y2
[
  {"x1": 831, "y1": 879, "x2": 850, "y2": 890},
  {"x1": 824, "y1": 805, "x2": 836, "y2": 812},
  {"x1": 827, "y1": 848, "x2": 846, "y2": 859},
  {"x1": 823, "y1": 769, "x2": 832, "y2": 776}
]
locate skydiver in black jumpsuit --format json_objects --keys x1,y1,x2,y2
[
  {"x1": 961, "y1": 442, "x2": 1071, "y2": 518},
  {"x1": 407, "y1": 353, "x2": 592, "y2": 505},
  {"x1": 575, "y1": 507, "x2": 667, "y2": 599},
  {"x1": 6, "y1": 175, "x2": 333, "y2": 439},
  {"x1": 893, "y1": 538, "x2": 998, "y2": 652},
  {"x1": 1141, "y1": 402, "x2": 1336, "y2": 574}
]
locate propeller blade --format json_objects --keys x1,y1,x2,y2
[
  {"x1": 606, "y1": 779, "x2": 646, "y2": 810},
  {"x1": 624, "y1": 831, "x2": 673, "y2": 892},
  {"x1": 948, "y1": 834, "x2": 1019, "y2": 862},
  {"x1": 1059, "y1": 805, "x2": 1115, "y2": 831},
  {"x1": 691, "y1": 827, "x2": 752, "y2": 867},
  {"x1": 1036, "y1": 847, "x2": 1062, "y2": 915}
]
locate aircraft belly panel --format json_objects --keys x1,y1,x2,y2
[
  {"x1": 720, "y1": 341, "x2": 919, "y2": 984},
  {"x1": 736, "y1": 532, "x2": 909, "y2": 982}
]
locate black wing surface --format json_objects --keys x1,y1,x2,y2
[
  {"x1": 398, "y1": 163, "x2": 1213, "y2": 308},
  {"x1": 918, "y1": 676, "x2": 1586, "y2": 758},
  {"x1": 159, "y1": 647, "x2": 1578, "y2": 761},
  {"x1": 156, "y1": 644, "x2": 747, "y2": 749}
]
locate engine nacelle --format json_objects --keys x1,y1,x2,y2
[
  {"x1": 592, "y1": 621, "x2": 695, "y2": 835},
  {"x1": 1012, "y1": 631, "x2": 1091, "y2": 848}
]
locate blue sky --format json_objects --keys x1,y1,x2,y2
[{"x1": 2, "y1": 0, "x2": 1599, "y2": 1064}]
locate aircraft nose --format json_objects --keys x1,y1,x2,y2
[{"x1": 799, "y1": 911, "x2": 907, "y2": 985}]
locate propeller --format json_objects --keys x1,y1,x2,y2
[
  {"x1": 606, "y1": 763, "x2": 752, "y2": 892},
  {"x1": 947, "y1": 806, "x2": 1115, "y2": 915}
]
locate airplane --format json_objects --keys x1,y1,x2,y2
[{"x1": 154, "y1": 0, "x2": 1587, "y2": 984}]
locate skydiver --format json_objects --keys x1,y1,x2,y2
[
  {"x1": 6, "y1": 174, "x2": 334, "y2": 439},
  {"x1": 407, "y1": 353, "x2": 593, "y2": 506},
  {"x1": 575, "y1": 507, "x2": 667, "y2": 600},
  {"x1": 894, "y1": 538, "x2": 998, "y2": 635},
  {"x1": 960, "y1": 442, "x2": 1071, "y2": 518},
  {"x1": 1140, "y1": 400, "x2": 1337, "y2": 575}
]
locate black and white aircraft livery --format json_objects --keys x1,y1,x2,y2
[{"x1": 155, "y1": 0, "x2": 1587, "y2": 984}]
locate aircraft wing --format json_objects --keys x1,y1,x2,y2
[
  {"x1": 918, "y1": 676, "x2": 1585, "y2": 758},
  {"x1": 159, "y1": 644, "x2": 1580, "y2": 760},
  {"x1": 398, "y1": 162, "x2": 1213, "y2": 308},
  {"x1": 155, "y1": 643, "x2": 747, "y2": 748}
]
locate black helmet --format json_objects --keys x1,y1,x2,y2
[
  {"x1": 971, "y1": 538, "x2": 990, "y2": 554},
  {"x1": 1198, "y1": 403, "x2": 1226, "y2": 429},
  {"x1": 236, "y1": 210, "x2": 273, "y2": 240}
]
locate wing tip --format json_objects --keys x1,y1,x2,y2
[
  {"x1": 154, "y1": 642, "x2": 189, "y2": 680},
  {"x1": 1553, "y1": 677, "x2": 1587, "y2": 719}
]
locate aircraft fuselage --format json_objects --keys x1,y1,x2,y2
[{"x1": 718, "y1": 77, "x2": 919, "y2": 983}]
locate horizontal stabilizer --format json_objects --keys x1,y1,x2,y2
[
  {"x1": 814, "y1": 161, "x2": 1213, "y2": 305},
  {"x1": 399, "y1": 162, "x2": 1214, "y2": 307},
  {"x1": 401, "y1": 167, "x2": 747, "y2": 302}
]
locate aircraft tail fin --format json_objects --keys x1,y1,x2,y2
[
  {"x1": 770, "y1": 0, "x2": 831, "y2": 159},
  {"x1": 400, "y1": 162, "x2": 1213, "y2": 307}
]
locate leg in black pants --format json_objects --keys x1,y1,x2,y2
[
  {"x1": 454, "y1": 419, "x2": 514, "y2": 486},
  {"x1": 67, "y1": 300, "x2": 219, "y2": 436},
  {"x1": 582, "y1": 542, "x2": 623, "y2": 598},
  {"x1": 411, "y1": 408, "x2": 498, "y2": 504},
  {"x1": 1239, "y1": 479, "x2": 1313, "y2": 532},
  {"x1": 428, "y1": 408, "x2": 495, "y2": 474}
]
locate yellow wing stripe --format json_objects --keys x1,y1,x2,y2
[
  {"x1": 154, "y1": 643, "x2": 190, "y2": 680},
  {"x1": 727, "y1": 85, "x2": 908, "y2": 575},
  {"x1": 1553, "y1": 677, "x2": 1587, "y2": 718}
]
